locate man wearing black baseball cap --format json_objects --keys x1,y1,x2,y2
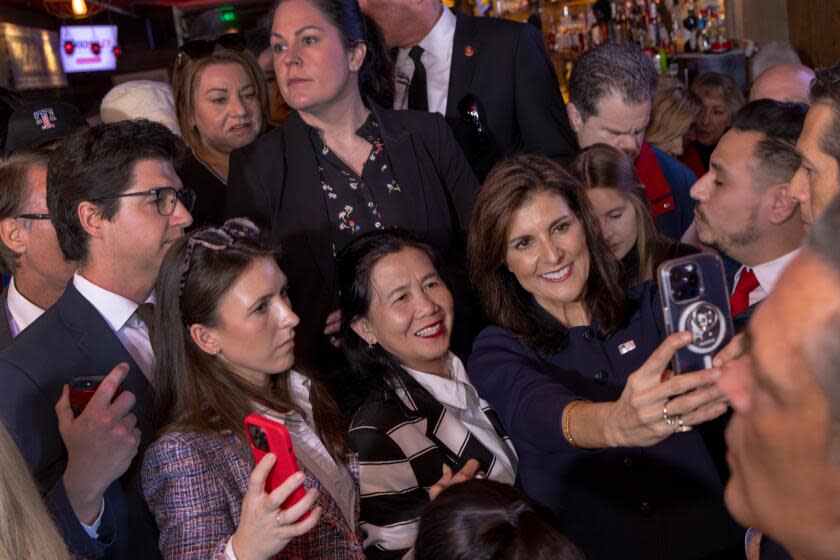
[{"x1": 4, "y1": 101, "x2": 87, "y2": 158}]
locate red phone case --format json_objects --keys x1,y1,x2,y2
[
  {"x1": 68, "y1": 375, "x2": 123, "y2": 417},
  {"x1": 244, "y1": 413, "x2": 308, "y2": 513}
]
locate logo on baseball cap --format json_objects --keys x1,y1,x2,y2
[{"x1": 4, "y1": 101, "x2": 87, "y2": 158}]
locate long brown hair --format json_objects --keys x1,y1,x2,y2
[
  {"x1": 0, "y1": 422, "x2": 71, "y2": 560},
  {"x1": 468, "y1": 154, "x2": 624, "y2": 356},
  {"x1": 568, "y1": 144, "x2": 673, "y2": 285},
  {"x1": 172, "y1": 47, "x2": 268, "y2": 161},
  {"x1": 152, "y1": 225, "x2": 347, "y2": 461}
]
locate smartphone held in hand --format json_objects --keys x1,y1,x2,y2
[
  {"x1": 658, "y1": 254, "x2": 734, "y2": 374},
  {"x1": 244, "y1": 413, "x2": 308, "y2": 512},
  {"x1": 68, "y1": 375, "x2": 123, "y2": 417}
]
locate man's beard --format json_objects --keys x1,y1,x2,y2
[{"x1": 697, "y1": 204, "x2": 761, "y2": 257}]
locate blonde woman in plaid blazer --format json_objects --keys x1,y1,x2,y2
[{"x1": 142, "y1": 219, "x2": 364, "y2": 560}]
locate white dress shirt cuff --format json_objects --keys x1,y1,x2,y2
[{"x1": 80, "y1": 497, "x2": 105, "y2": 539}]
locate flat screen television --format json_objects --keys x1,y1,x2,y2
[{"x1": 59, "y1": 25, "x2": 118, "y2": 73}]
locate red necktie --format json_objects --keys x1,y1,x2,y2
[{"x1": 730, "y1": 269, "x2": 759, "y2": 317}]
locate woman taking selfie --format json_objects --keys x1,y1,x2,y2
[
  {"x1": 226, "y1": 0, "x2": 479, "y2": 374},
  {"x1": 467, "y1": 155, "x2": 741, "y2": 560},
  {"x1": 141, "y1": 219, "x2": 364, "y2": 559},
  {"x1": 173, "y1": 36, "x2": 267, "y2": 227},
  {"x1": 337, "y1": 229, "x2": 517, "y2": 560},
  {"x1": 568, "y1": 144, "x2": 697, "y2": 287}
]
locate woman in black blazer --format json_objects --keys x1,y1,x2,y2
[
  {"x1": 466, "y1": 155, "x2": 742, "y2": 560},
  {"x1": 226, "y1": 0, "x2": 479, "y2": 374}
]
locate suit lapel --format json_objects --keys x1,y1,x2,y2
[
  {"x1": 372, "y1": 105, "x2": 430, "y2": 237},
  {"x1": 56, "y1": 283, "x2": 153, "y2": 437},
  {"x1": 446, "y1": 13, "x2": 480, "y2": 122},
  {"x1": 283, "y1": 113, "x2": 336, "y2": 289}
]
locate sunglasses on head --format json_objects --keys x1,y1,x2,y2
[
  {"x1": 178, "y1": 32, "x2": 246, "y2": 62},
  {"x1": 178, "y1": 218, "x2": 261, "y2": 306}
]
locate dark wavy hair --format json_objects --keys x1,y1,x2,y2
[
  {"x1": 46, "y1": 119, "x2": 184, "y2": 264},
  {"x1": 337, "y1": 228, "x2": 446, "y2": 410},
  {"x1": 152, "y1": 222, "x2": 347, "y2": 461},
  {"x1": 272, "y1": 0, "x2": 394, "y2": 108},
  {"x1": 468, "y1": 154, "x2": 624, "y2": 357},
  {"x1": 415, "y1": 479, "x2": 585, "y2": 560}
]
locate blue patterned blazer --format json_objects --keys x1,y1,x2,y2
[{"x1": 141, "y1": 429, "x2": 365, "y2": 560}]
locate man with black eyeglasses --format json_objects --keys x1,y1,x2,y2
[
  {"x1": 0, "y1": 119, "x2": 193, "y2": 559},
  {"x1": 0, "y1": 150, "x2": 77, "y2": 348}
]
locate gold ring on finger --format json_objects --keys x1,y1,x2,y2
[
  {"x1": 662, "y1": 405, "x2": 681, "y2": 426},
  {"x1": 275, "y1": 511, "x2": 285, "y2": 526},
  {"x1": 674, "y1": 418, "x2": 693, "y2": 433}
]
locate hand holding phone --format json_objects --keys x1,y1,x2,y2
[
  {"x1": 658, "y1": 254, "x2": 735, "y2": 374},
  {"x1": 69, "y1": 375, "x2": 124, "y2": 417},
  {"x1": 231, "y1": 453, "x2": 321, "y2": 560},
  {"x1": 244, "y1": 414, "x2": 307, "y2": 512},
  {"x1": 232, "y1": 414, "x2": 320, "y2": 559},
  {"x1": 55, "y1": 363, "x2": 139, "y2": 525}
]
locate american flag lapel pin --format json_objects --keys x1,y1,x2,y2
[
  {"x1": 464, "y1": 45, "x2": 475, "y2": 57},
  {"x1": 618, "y1": 340, "x2": 636, "y2": 355}
]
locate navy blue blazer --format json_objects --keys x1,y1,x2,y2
[
  {"x1": 444, "y1": 12, "x2": 577, "y2": 181},
  {"x1": 469, "y1": 282, "x2": 741, "y2": 560},
  {"x1": 0, "y1": 281, "x2": 160, "y2": 560}
]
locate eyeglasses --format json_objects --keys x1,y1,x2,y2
[
  {"x1": 15, "y1": 213, "x2": 50, "y2": 220},
  {"x1": 178, "y1": 32, "x2": 246, "y2": 62},
  {"x1": 178, "y1": 217, "x2": 260, "y2": 305},
  {"x1": 92, "y1": 187, "x2": 196, "y2": 216}
]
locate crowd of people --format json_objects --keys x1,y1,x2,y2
[{"x1": 0, "y1": 0, "x2": 838, "y2": 559}]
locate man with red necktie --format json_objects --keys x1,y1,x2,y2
[{"x1": 690, "y1": 99, "x2": 808, "y2": 327}]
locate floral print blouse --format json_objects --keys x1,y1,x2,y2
[{"x1": 309, "y1": 113, "x2": 402, "y2": 257}]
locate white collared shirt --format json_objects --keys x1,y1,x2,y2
[
  {"x1": 402, "y1": 353, "x2": 518, "y2": 483},
  {"x1": 393, "y1": 7, "x2": 456, "y2": 115},
  {"x1": 6, "y1": 277, "x2": 45, "y2": 335},
  {"x1": 258, "y1": 371, "x2": 357, "y2": 527},
  {"x1": 72, "y1": 273, "x2": 155, "y2": 380},
  {"x1": 732, "y1": 249, "x2": 801, "y2": 307}
]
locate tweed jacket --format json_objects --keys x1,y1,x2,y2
[{"x1": 141, "y1": 429, "x2": 364, "y2": 560}]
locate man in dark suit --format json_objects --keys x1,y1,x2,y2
[
  {"x1": 0, "y1": 120, "x2": 193, "y2": 559},
  {"x1": 0, "y1": 150, "x2": 77, "y2": 349},
  {"x1": 358, "y1": 0, "x2": 577, "y2": 181}
]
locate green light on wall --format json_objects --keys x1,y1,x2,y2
[{"x1": 219, "y1": 6, "x2": 238, "y2": 23}]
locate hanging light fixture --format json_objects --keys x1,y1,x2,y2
[
  {"x1": 44, "y1": 0, "x2": 105, "y2": 19},
  {"x1": 71, "y1": 0, "x2": 87, "y2": 16}
]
